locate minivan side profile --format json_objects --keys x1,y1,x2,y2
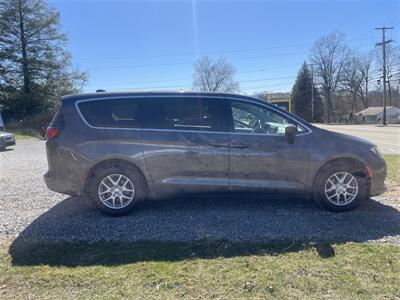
[{"x1": 44, "y1": 91, "x2": 387, "y2": 216}]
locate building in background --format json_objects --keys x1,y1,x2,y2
[
  {"x1": 257, "y1": 93, "x2": 292, "y2": 112},
  {"x1": 356, "y1": 106, "x2": 400, "y2": 124}
]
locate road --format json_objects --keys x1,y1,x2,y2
[{"x1": 314, "y1": 124, "x2": 400, "y2": 154}]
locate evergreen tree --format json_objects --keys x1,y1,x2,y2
[
  {"x1": 0, "y1": 0, "x2": 87, "y2": 122},
  {"x1": 291, "y1": 62, "x2": 323, "y2": 122}
]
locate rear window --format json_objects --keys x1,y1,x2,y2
[{"x1": 78, "y1": 98, "x2": 141, "y2": 128}]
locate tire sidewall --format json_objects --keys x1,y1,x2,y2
[
  {"x1": 314, "y1": 163, "x2": 370, "y2": 212},
  {"x1": 87, "y1": 165, "x2": 146, "y2": 216}
]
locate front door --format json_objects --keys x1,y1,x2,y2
[
  {"x1": 140, "y1": 96, "x2": 230, "y2": 193},
  {"x1": 228, "y1": 99, "x2": 310, "y2": 192}
]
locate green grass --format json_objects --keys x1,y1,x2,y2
[
  {"x1": 7, "y1": 128, "x2": 41, "y2": 140},
  {"x1": 384, "y1": 155, "x2": 400, "y2": 184},
  {"x1": 0, "y1": 240, "x2": 399, "y2": 299}
]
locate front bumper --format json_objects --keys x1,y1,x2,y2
[
  {"x1": 370, "y1": 177, "x2": 387, "y2": 196},
  {"x1": 369, "y1": 161, "x2": 387, "y2": 197}
]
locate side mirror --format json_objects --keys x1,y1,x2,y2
[{"x1": 285, "y1": 124, "x2": 298, "y2": 144}]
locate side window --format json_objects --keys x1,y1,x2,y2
[
  {"x1": 78, "y1": 98, "x2": 141, "y2": 128},
  {"x1": 142, "y1": 98, "x2": 228, "y2": 132},
  {"x1": 50, "y1": 108, "x2": 64, "y2": 128},
  {"x1": 230, "y1": 101, "x2": 306, "y2": 135}
]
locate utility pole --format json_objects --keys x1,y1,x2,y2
[
  {"x1": 375, "y1": 26, "x2": 393, "y2": 125},
  {"x1": 309, "y1": 63, "x2": 315, "y2": 123},
  {"x1": 311, "y1": 64, "x2": 314, "y2": 122},
  {"x1": 365, "y1": 76, "x2": 368, "y2": 108},
  {"x1": 388, "y1": 74, "x2": 392, "y2": 106}
]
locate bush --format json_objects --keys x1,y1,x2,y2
[{"x1": 6, "y1": 111, "x2": 53, "y2": 130}]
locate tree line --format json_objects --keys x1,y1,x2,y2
[
  {"x1": 308, "y1": 31, "x2": 399, "y2": 123},
  {"x1": 191, "y1": 31, "x2": 399, "y2": 123},
  {"x1": 0, "y1": 0, "x2": 86, "y2": 126}
]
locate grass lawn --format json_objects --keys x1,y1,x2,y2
[
  {"x1": 384, "y1": 154, "x2": 400, "y2": 185},
  {"x1": 0, "y1": 240, "x2": 399, "y2": 299},
  {"x1": 7, "y1": 128, "x2": 41, "y2": 140}
]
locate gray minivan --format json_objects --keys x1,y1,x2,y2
[{"x1": 44, "y1": 91, "x2": 386, "y2": 216}]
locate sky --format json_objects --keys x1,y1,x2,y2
[{"x1": 53, "y1": 0, "x2": 399, "y2": 94}]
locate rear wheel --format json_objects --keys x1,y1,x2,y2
[
  {"x1": 313, "y1": 162, "x2": 369, "y2": 212},
  {"x1": 87, "y1": 164, "x2": 146, "y2": 216}
]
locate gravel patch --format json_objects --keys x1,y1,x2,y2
[{"x1": 0, "y1": 140, "x2": 399, "y2": 244}]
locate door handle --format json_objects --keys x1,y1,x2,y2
[
  {"x1": 231, "y1": 143, "x2": 248, "y2": 149},
  {"x1": 208, "y1": 142, "x2": 228, "y2": 148}
]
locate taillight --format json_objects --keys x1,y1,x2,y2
[{"x1": 46, "y1": 127, "x2": 59, "y2": 140}]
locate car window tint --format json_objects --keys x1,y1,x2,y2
[
  {"x1": 142, "y1": 98, "x2": 228, "y2": 132},
  {"x1": 231, "y1": 101, "x2": 306, "y2": 135},
  {"x1": 78, "y1": 98, "x2": 141, "y2": 128},
  {"x1": 50, "y1": 108, "x2": 64, "y2": 128}
]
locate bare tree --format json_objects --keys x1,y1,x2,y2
[
  {"x1": 359, "y1": 52, "x2": 374, "y2": 108},
  {"x1": 341, "y1": 51, "x2": 374, "y2": 111},
  {"x1": 386, "y1": 45, "x2": 400, "y2": 107},
  {"x1": 192, "y1": 56, "x2": 239, "y2": 93},
  {"x1": 310, "y1": 31, "x2": 350, "y2": 122}
]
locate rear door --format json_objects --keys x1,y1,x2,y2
[
  {"x1": 227, "y1": 99, "x2": 310, "y2": 192},
  {"x1": 140, "y1": 96, "x2": 231, "y2": 193}
]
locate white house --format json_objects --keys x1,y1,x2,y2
[{"x1": 356, "y1": 106, "x2": 400, "y2": 124}]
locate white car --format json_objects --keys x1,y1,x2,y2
[{"x1": 0, "y1": 131, "x2": 16, "y2": 150}]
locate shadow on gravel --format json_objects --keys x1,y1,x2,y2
[{"x1": 9, "y1": 194, "x2": 400, "y2": 266}]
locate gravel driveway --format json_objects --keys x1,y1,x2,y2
[{"x1": 0, "y1": 140, "x2": 399, "y2": 244}]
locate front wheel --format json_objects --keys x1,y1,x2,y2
[{"x1": 313, "y1": 163, "x2": 370, "y2": 212}]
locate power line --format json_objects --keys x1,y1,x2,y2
[
  {"x1": 83, "y1": 69, "x2": 394, "y2": 93},
  {"x1": 83, "y1": 65, "x2": 397, "y2": 92},
  {"x1": 89, "y1": 64, "x2": 299, "y2": 87},
  {"x1": 77, "y1": 43, "x2": 374, "y2": 71},
  {"x1": 83, "y1": 78, "x2": 297, "y2": 93},
  {"x1": 74, "y1": 37, "x2": 376, "y2": 61}
]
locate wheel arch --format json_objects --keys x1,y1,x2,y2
[
  {"x1": 84, "y1": 158, "x2": 148, "y2": 194},
  {"x1": 312, "y1": 156, "x2": 370, "y2": 188}
]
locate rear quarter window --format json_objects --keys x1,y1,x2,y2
[
  {"x1": 78, "y1": 98, "x2": 141, "y2": 128},
  {"x1": 50, "y1": 108, "x2": 64, "y2": 128}
]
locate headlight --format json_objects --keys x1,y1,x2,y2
[{"x1": 370, "y1": 146, "x2": 383, "y2": 159}]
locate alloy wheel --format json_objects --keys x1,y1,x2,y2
[
  {"x1": 98, "y1": 174, "x2": 135, "y2": 209},
  {"x1": 324, "y1": 172, "x2": 358, "y2": 206}
]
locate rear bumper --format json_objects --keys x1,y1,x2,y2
[{"x1": 44, "y1": 171, "x2": 81, "y2": 196}]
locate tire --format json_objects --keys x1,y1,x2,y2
[
  {"x1": 87, "y1": 164, "x2": 146, "y2": 216},
  {"x1": 313, "y1": 162, "x2": 370, "y2": 212}
]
